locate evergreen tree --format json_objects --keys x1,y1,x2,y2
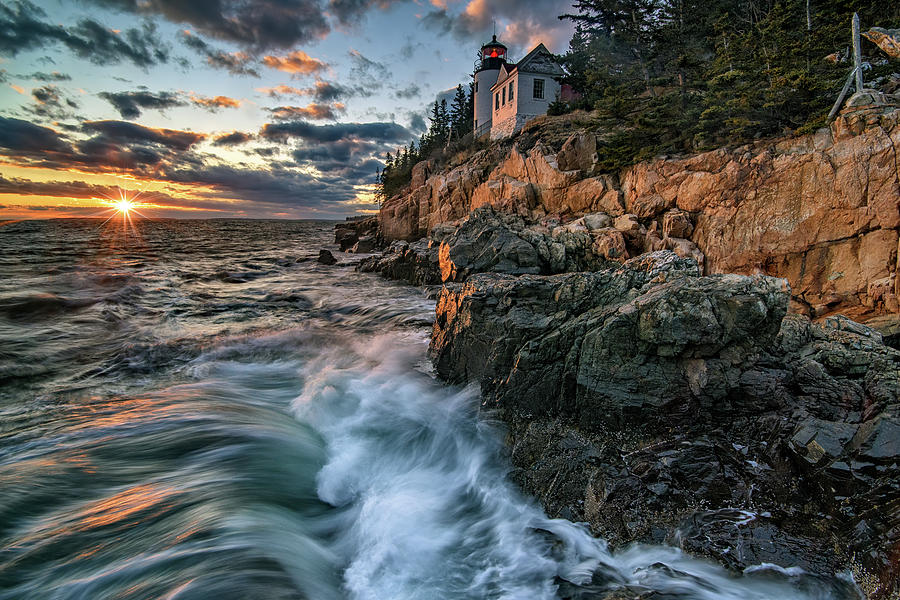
[
  {"x1": 450, "y1": 85, "x2": 468, "y2": 138},
  {"x1": 556, "y1": 0, "x2": 900, "y2": 169},
  {"x1": 439, "y1": 99, "x2": 450, "y2": 142}
]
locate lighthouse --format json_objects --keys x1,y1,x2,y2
[
  {"x1": 473, "y1": 35, "x2": 507, "y2": 137},
  {"x1": 473, "y1": 36, "x2": 566, "y2": 140}
]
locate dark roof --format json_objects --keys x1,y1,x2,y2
[{"x1": 481, "y1": 34, "x2": 506, "y2": 49}]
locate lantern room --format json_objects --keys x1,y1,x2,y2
[{"x1": 477, "y1": 35, "x2": 507, "y2": 72}]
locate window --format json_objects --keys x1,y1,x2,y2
[
  {"x1": 495, "y1": 92, "x2": 499, "y2": 110},
  {"x1": 502, "y1": 87, "x2": 506, "y2": 105},
  {"x1": 508, "y1": 81, "x2": 514, "y2": 101},
  {"x1": 533, "y1": 78, "x2": 544, "y2": 100}
]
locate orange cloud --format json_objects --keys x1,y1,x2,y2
[
  {"x1": 11, "y1": 84, "x2": 25, "y2": 94},
  {"x1": 463, "y1": 0, "x2": 488, "y2": 22},
  {"x1": 256, "y1": 84, "x2": 307, "y2": 97},
  {"x1": 189, "y1": 94, "x2": 241, "y2": 109},
  {"x1": 269, "y1": 103, "x2": 345, "y2": 120},
  {"x1": 261, "y1": 50, "x2": 326, "y2": 75}
]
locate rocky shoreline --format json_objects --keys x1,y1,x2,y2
[{"x1": 334, "y1": 108, "x2": 900, "y2": 598}]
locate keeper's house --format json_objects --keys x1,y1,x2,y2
[{"x1": 472, "y1": 36, "x2": 568, "y2": 140}]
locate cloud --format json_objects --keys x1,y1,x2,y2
[
  {"x1": 394, "y1": 84, "x2": 421, "y2": 99},
  {"x1": 32, "y1": 85, "x2": 60, "y2": 105},
  {"x1": 268, "y1": 103, "x2": 345, "y2": 120},
  {"x1": 81, "y1": 120, "x2": 207, "y2": 150},
  {"x1": 0, "y1": 116, "x2": 377, "y2": 215},
  {"x1": 347, "y1": 49, "x2": 390, "y2": 94},
  {"x1": 189, "y1": 94, "x2": 241, "y2": 110},
  {"x1": 27, "y1": 71, "x2": 71, "y2": 81},
  {"x1": 0, "y1": 1, "x2": 170, "y2": 68},
  {"x1": 262, "y1": 50, "x2": 327, "y2": 76},
  {"x1": 0, "y1": 174, "x2": 185, "y2": 206},
  {"x1": 212, "y1": 131, "x2": 254, "y2": 146},
  {"x1": 179, "y1": 31, "x2": 260, "y2": 77},
  {"x1": 27, "y1": 84, "x2": 81, "y2": 120},
  {"x1": 328, "y1": 0, "x2": 403, "y2": 26},
  {"x1": 408, "y1": 112, "x2": 427, "y2": 132},
  {"x1": 257, "y1": 80, "x2": 354, "y2": 102},
  {"x1": 0, "y1": 117, "x2": 72, "y2": 153},
  {"x1": 421, "y1": 0, "x2": 574, "y2": 54},
  {"x1": 260, "y1": 120, "x2": 411, "y2": 143},
  {"x1": 81, "y1": 0, "x2": 331, "y2": 50},
  {"x1": 162, "y1": 163, "x2": 364, "y2": 209},
  {"x1": 99, "y1": 90, "x2": 185, "y2": 119},
  {"x1": 307, "y1": 80, "x2": 353, "y2": 102}
]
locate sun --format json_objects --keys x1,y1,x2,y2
[{"x1": 114, "y1": 199, "x2": 135, "y2": 214}]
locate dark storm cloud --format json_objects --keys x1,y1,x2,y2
[
  {"x1": 0, "y1": 116, "x2": 375, "y2": 214},
  {"x1": 27, "y1": 71, "x2": 72, "y2": 81},
  {"x1": 82, "y1": 121, "x2": 207, "y2": 150},
  {"x1": 0, "y1": 175, "x2": 117, "y2": 198},
  {"x1": 163, "y1": 164, "x2": 361, "y2": 207},
  {"x1": 82, "y1": 0, "x2": 331, "y2": 50},
  {"x1": 212, "y1": 131, "x2": 255, "y2": 146},
  {"x1": 99, "y1": 90, "x2": 186, "y2": 119},
  {"x1": 292, "y1": 138, "x2": 376, "y2": 165},
  {"x1": 0, "y1": 1, "x2": 170, "y2": 68},
  {"x1": 0, "y1": 116, "x2": 209, "y2": 174},
  {"x1": 291, "y1": 140, "x2": 384, "y2": 184},
  {"x1": 179, "y1": 32, "x2": 260, "y2": 77},
  {"x1": 260, "y1": 120, "x2": 410, "y2": 143},
  {"x1": 0, "y1": 117, "x2": 72, "y2": 153}
]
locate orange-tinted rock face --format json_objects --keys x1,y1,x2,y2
[
  {"x1": 378, "y1": 109, "x2": 900, "y2": 318},
  {"x1": 627, "y1": 109, "x2": 900, "y2": 316}
]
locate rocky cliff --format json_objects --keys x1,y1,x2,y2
[
  {"x1": 430, "y1": 252, "x2": 900, "y2": 598},
  {"x1": 378, "y1": 106, "x2": 900, "y2": 322},
  {"x1": 358, "y1": 104, "x2": 900, "y2": 598}
]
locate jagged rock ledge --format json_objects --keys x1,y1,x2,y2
[
  {"x1": 428, "y1": 251, "x2": 899, "y2": 598},
  {"x1": 377, "y1": 108, "x2": 900, "y2": 324}
]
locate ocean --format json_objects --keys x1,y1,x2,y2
[{"x1": 0, "y1": 218, "x2": 859, "y2": 599}]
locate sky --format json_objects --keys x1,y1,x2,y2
[{"x1": 0, "y1": 0, "x2": 574, "y2": 220}]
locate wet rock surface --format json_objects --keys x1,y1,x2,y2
[
  {"x1": 333, "y1": 216, "x2": 377, "y2": 251},
  {"x1": 429, "y1": 252, "x2": 900, "y2": 597},
  {"x1": 357, "y1": 239, "x2": 442, "y2": 286},
  {"x1": 317, "y1": 249, "x2": 337, "y2": 265}
]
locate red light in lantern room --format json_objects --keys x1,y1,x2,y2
[{"x1": 490, "y1": 50, "x2": 498, "y2": 57}]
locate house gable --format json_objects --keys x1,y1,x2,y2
[
  {"x1": 515, "y1": 43, "x2": 563, "y2": 76},
  {"x1": 492, "y1": 63, "x2": 518, "y2": 90}
]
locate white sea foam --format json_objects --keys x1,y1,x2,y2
[{"x1": 293, "y1": 332, "x2": 861, "y2": 600}]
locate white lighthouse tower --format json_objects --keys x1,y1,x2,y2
[{"x1": 473, "y1": 35, "x2": 507, "y2": 137}]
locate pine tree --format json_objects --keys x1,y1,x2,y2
[{"x1": 450, "y1": 84, "x2": 468, "y2": 139}]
